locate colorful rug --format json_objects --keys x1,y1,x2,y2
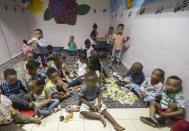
[{"x1": 0, "y1": 52, "x2": 145, "y2": 108}]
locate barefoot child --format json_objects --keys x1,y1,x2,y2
[
  {"x1": 133, "y1": 69, "x2": 164, "y2": 103},
  {"x1": 111, "y1": 24, "x2": 130, "y2": 66},
  {"x1": 0, "y1": 89, "x2": 41, "y2": 131},
  {"x1": 140, "y1": 76, "x2": 185, "y2": 127},
  {"x1": 32, "y1": 79, "x2": 60, "y2": 117},
  {"x1": 79, "y1": 72, "x2": 125, "y2": 131}
]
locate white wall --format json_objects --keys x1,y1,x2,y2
[
  {"x1": 26, "y1": 0, "x2": 110, "y2": 48},
  {"x1": 0, "y1": 0, "x2": 30, "y2": 63},
  {"x1": 111, "y1": 8, "x2": 189, "y2": 119}
]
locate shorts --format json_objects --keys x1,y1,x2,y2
[{"x1": 80, "y1": 99, "x2": 107, "y2": 113}]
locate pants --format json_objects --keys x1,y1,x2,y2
[
  {"x1": 36, "y1": 99, "x2": 59, "y2": 117},
  {"x1": 9, "y1": 92, "x2": 31, "y2": 110},
  {"x1": 67, "y1": 78, "x2": 84, "y2": 88},
  {"x1": 111, "y1": 49, "x2": 122, "y2": 63},
  {"x1": 133, "y1": 85, "x2": 155, "y2": 102},
  {"x1": 0, "y1": 111, "x2": 33, "y2": 131},
  {"x1": 68, "y1": 51, "x2": 77, "y2": 56}
]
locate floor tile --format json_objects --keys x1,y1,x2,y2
[
  {"x1": 109, "y1": 120, "x2": 137, "y2": 131},
  {"x1": 133, "y1": 120, "x2": 162, "y2": 131},
  {"x1": 22, "y1": 124, "x2": 34, "y2": 131},
  {"x1": 161, "y1": 127, "x2": 171, "y2": 131},
  {"x1": 58, "y1": 120, "x2": 84, "y2": 131},
  {"x1": 127, "y1": 108, "x2": 149, "y2": 119},
  {"x1": 84, "y1": 119, "x2": 111, "y2": 131},
  {"x1": 107, "y1": 109, "x2": 130, "y2": 119},
  {"x1": 62, "y1": 110, "x2": 84, "y2": 121},
  {"x1": 32, "y1": 122, "x2": 59, "y2": 131}
]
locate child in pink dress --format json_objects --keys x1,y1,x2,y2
[{"x1": 111, "y1": 24, "x2": 130, "y2": 66}]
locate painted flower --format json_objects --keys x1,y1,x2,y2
[{"x1": 44, "y1": 0, "x2": 91, "y2": 25}]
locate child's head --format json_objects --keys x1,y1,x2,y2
[
  {"x1": 93, "y1": 23, "x2": 97, "y2": 31},
  {"x1": 46, "y1": 67, "x2": 60, "y2": 84},
  {"x1": 86, "y1": 71, "x2": 97, "y2": 88},
  {"x1": 47, "y1": 45, "x2": 53, "y2": 53},
  {"x1": 165, "y1": 76, "x2": 182, "y2": 93},
  {"x1": 108, "y1": 26, "x2": 114, "y2": 34},
  {"x1": 34, "y1": 28, "x2": 43, "y2": 39},
  {"x1": 32, "y1": 78, "x2": 46, "y2": 95},
  {"x1": 4, "y1": 68, "x2": 17, "y2": 85},
  {"x1": 85, "y1": 39, "x2": 91, "y2": 49},
  {"x1": 69, "y1": 35, "x2": 74, "y2": 42},
  {"x1": 26, "y1": 60, "x2": 40, "y2": 76},
  {"x1": 25, "y1": 51, "x2": 34, "y2": 61},
  {"x1": 117, "y1": 24, "x2": 124, "y2": 34},
  {"x1": 86, "y1": 55, "x2": 101, "y2": 72},
  {"x1": 130, "y1": 62, "x2": 143, "y2": 74},
  {"x1": 151, "y1": 69, "x2": 165, "y2": 83}
]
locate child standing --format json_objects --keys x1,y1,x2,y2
[
  {"x1": 133, "y1": 69, "x2": 164, "y2": 103},
  {"x1": 111, "y1": 24, "x2": 130, "y2": 66},
  {"x1": 32, "y1": 79, "x2": 59, "y2": 117},
  {"x1": 68, "y1": 36, "x2": 77, "y2": 55},
  {"x1": 0, "y1": 69, "x2": 33, "y2": 110},
  {"x1": 140, "y1": 76, "x2": 185, "y2": 127},
  {"x1": 79, "y1": 72, "x2": 125, "y2": 131},
  {"x1": 0, "y1": 89, "x2": 41, "y2": 131},
  {"x1": 90, "y1": 23, "x2": 99, "y2": 43}
]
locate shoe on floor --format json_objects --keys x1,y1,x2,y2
[{"x1": 140, "y1": 116, "x2": 158, "y2": 128}]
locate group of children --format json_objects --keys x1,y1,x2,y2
[{"x1": 0, "y1": 24, "x2": 188, "y2": 131}]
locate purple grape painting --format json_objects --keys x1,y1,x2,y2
[{"x1": 44, "y1": 0, "x2": 91, "y2": 25}]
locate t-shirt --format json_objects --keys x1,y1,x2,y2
[
  {"x1": 112, "y1": 34, "x2": 127, "y2": 50},
  {"x1": 77, "y1": 61, "x2": 87, "y2": 77},
  {"x1": 68, "y1": 42, "x2": 77, "y2": 52},
  {"x1": 0, "y1": 95, "x2": 12, "y2": 122},
  {"x1": 140, "y1": 77, "x2": 163, "y2": 97},
  {"x1": 105, "y1": 33, "x2": 113, "y2": 44},
  {"x1": 126, "y1": 69, "x2": 145, "y2": 85},
  {"x1": 160, "y1": 90, "x2": 185, "y2": 109},
  {"x1": 38, "y1": 38, "x2": 46, "y2": 47},
  {"x1": 0, "y1": 80, "x2": 28, "y2": 97},
  {"x1": 45, "y1": 80, "x2": 58, "y2": 96},
  {"x1": 79, "y1": 85, "x2": 101, "y2": 101},
  {"x1": 86, "y1": 46, "x2": 93, "y2": 57}
]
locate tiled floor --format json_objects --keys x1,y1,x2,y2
[{"x1": 23, "y1": 108, "x2": 170, "y2": 131}]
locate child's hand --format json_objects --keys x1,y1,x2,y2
[
  {"x1": 159, "y1": 112, "x2": 167, "y2": 117},
  {"x1": 89, "y1": 104, "x2": 96, "y2": 111},
  {"x1": 140, "y1": 92, "x2": 147, "y2": 98}
]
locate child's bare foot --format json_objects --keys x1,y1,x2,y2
[
  {"x1": 99, "y1": 115, "x2": 106, "y2": 127},
  {"x1": 114, "y1": 126, "x2": 125, "y2": 131},
  {"x1": 31, "y1": 117, "x2": 42, "y2": 125}
]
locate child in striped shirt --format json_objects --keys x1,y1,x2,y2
[{"x1": 140, "y1": 76, "x2": 185, "y2": 127}]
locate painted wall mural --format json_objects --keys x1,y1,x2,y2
[{"x1": 44, "y1": 0, "x2": 91, "y2": 25}]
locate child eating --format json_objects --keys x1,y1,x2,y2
[
  {"x1": 45, "y1": 68, "x2": 72, "y2": 101},
  {"x1": 140, "y1": 76, "x2": 185, "y2": 127},
  {"x1": 0, "y1": 68, "x2": 33, "y2": 110},
  {"x1": 133, "y1": 69, "x2": 164, "y2": 103},
  {"x1": 111, "y1": 24, "x2": 130, "y2": 66},
  {"x1": 32, "y1": 79, "x2": 60, "y2": 117},
  {"x1": 79, "y1": 71, "x2": 125, "y2": 131},
  {"x1": 0, "y1": 89, "x2": 41, "y2": 131}
]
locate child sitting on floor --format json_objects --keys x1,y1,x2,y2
[
  {"x1": 68, "y1": 36, "x2": 77, "y2": 55},
  {"x1": 31, "y1": 79, "x2": 60, "y2": 117},
  {"x1": 25, "y1": 60, "x2": 47, "y2": 89},
  {"x1": 45, "y1": 68, "x2": 72, "y2": 101},
  {"x1": 79, "y1": 71, "x2": 125, "y2": 131},
  {"x1": 123, "y1": 62, "x2": 145, "y2": 86},
  {"x1": 84, "y1": 39, "x2": 94, "y2": 58},
  {"x1": 0, "y1": 89, "x2": 41, "y2": 131},
  {"x1": 140, "y1": 76, "x2": 185, "y2": 127},
  {"x1": 0, "y1": 68, "x2": 33, "y2": 110},
  {"x1": 48, "y1": 54, "x2": 70, "y2": 82},
  {"x1": 133, "y1": 68, "x2": 164, "y2": 103}
]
